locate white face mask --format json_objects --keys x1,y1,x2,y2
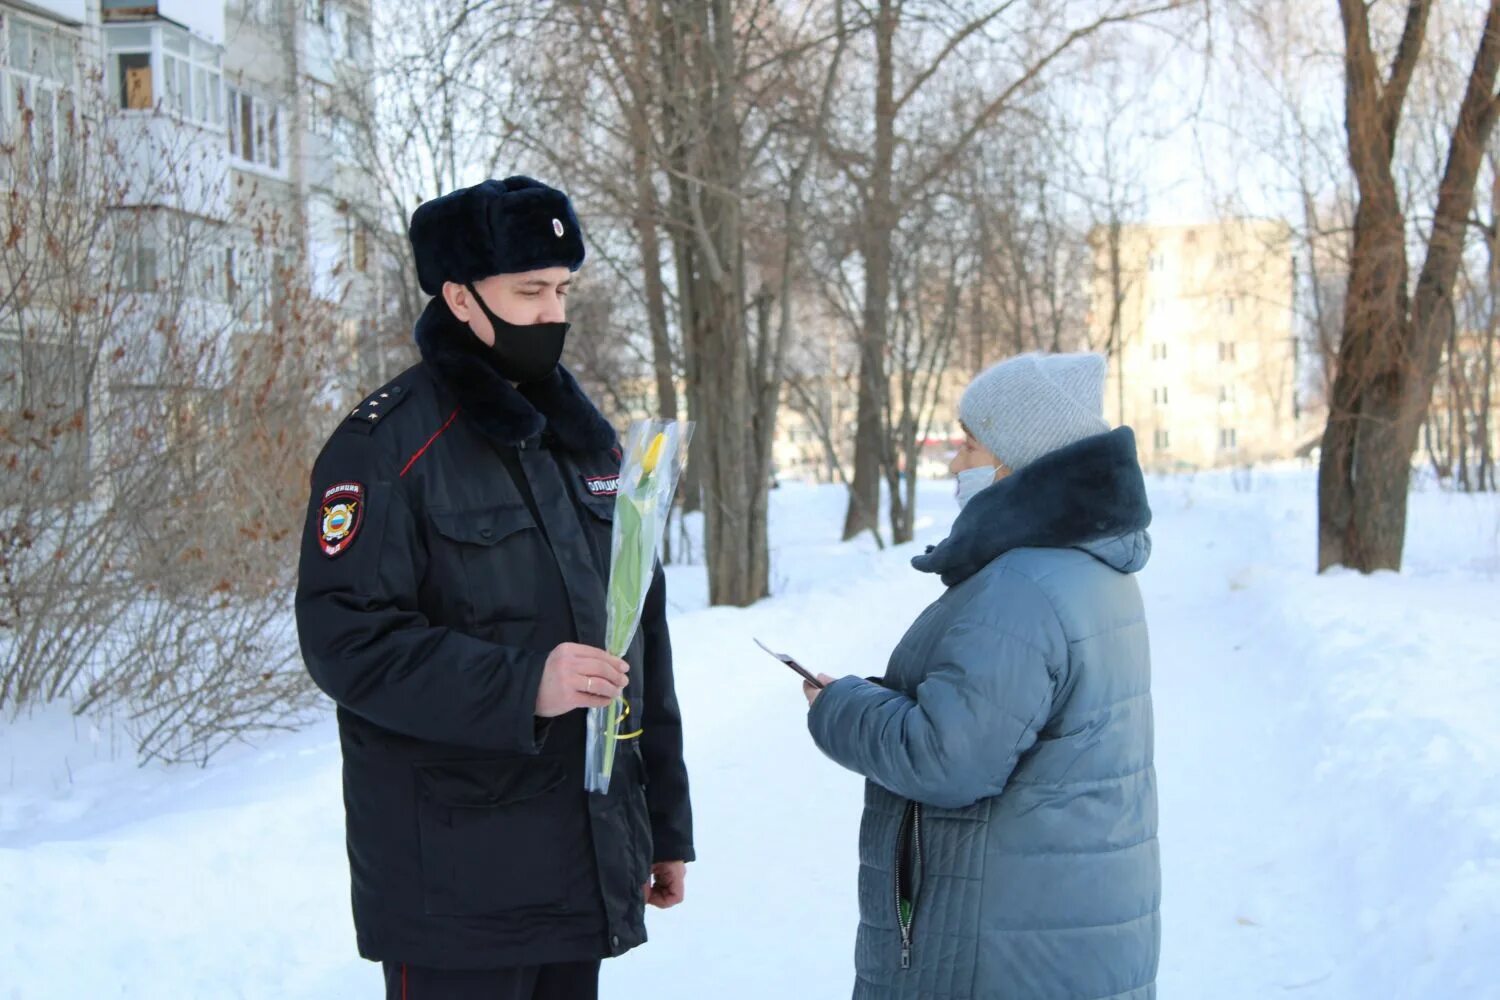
[{"x1": 955, "y1": 465, "x2": 997, "y2": 510}]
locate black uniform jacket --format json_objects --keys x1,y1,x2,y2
[{"x1": 295, "y1": 298, "x2": 694, "y2": 970}]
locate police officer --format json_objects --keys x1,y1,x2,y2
[{"x1": 295, "y1": 176, "x2": 693, "y2": 1000}]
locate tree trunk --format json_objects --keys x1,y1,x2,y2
[
  {"x1": 629, "y1": 141, "x2": 688, "y2": 558},
  {"x1": 1481, "y1": 330, "x2": 1497, "y2": 490},
  {"x1": 1481, "y1": 169, "x2": 1499, "y2": 492},
  {"x1": 656, "y1": 0, "x2": 764, "y2": 606},
  {"x1": 1319, "y1": 0, "x2": 1500, "y2": 571},
  {"x1": 655, "y1": 0, "x2": 700, "y2": 516},
  {"x1": 842, "y1": 0, "x2": 896, "y2": 543},
  {"x1": 748, "y1": 286, "x2": 777, "y2": 598},
  {"x1": 1451, "y1": 322, "x2": 1470, "y2": 490},
  {"x1": 891, "y1": 416, "x2": 915, "y2": 545},
  {"x1": 1481, "y1": 288, "x2": 1497, "y2": 490},
  {"x1": 972, "y1": 199, "x2": 989, "y2": 372},
  {"x1": 633, "y1": 149, "x2": 677, "y2": 426},
  {"x1": 1107, "y1": 217, "x2": 1127, "y2": 427},
  {"x1": 1317, "y1": 198, "x2": 1412, "y2": 571},
  {"x1": 885, "y1": 415, "x2": 910, "y2": 544}
]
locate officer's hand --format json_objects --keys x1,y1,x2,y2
[
  {"x1": 644, "y1": 860, "x2": 687, "y2": 909},
  {"x1": 535, "y1": 643, "x2": 630, "y2": 718}
]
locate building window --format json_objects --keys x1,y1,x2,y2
[
  {"x1": 1219, "y1": 384, "x2": 1235, "y2": 404},
  {"x1": 115, "y1": 231, "x2": 158, "y2": 292},
  {"x1": 226, "y1": 86, "x2": 284, "y2": 171},
  {"x1": 106, "y1": 24, "x2": 222, "y2": 127},
  {"x1": 1219, "y1": 341, "x2": 1237, "y2": 362},
  {"x1": 348, "y1": 216, "x2": 369, "y2": 273},
  {"x1": 225, "y1": 246, "x2": 272, "y2": 323},
  {"x1": 1223, "y1": 297, "x2": 1236, "y2": 316},
  {"x1": 306, "y1": 78, "x2": 334, "y2": 137},
  {"x1": 3, "y1": 14, "x2": 78, "y2": 89},
  {"x1": 327, "y1": 7, "x2": 370, "y2": 62},
  {"x1": 1148, "y1": 252, "x2": 1166, "y2": 273},
  {"x1": 1219, "y1": 428, "x2": 1238, "y2": 450},
  {"x1": 118, "y1": 51, "x2": 152, "y2": 107},
  {"x1": 1152, "y1": 386, "x2": 1169, "y2": 406},
  {"x1": 345, "y1": 15, "x2": 371, "y2": 62},
  {"x1": 223, "y1": 246, "x2": 238, "y2": 303},
  {"x1": 1154, "y1": 429, "x2": 1170, "y2": 450},
  {"x1": 1, "y1": 13, "x2": 80, "y2": 183},
  {"x1": 331, "y1": 111, "x2": 358, "y2": 158},
  {"x1": 189, "y1": 241, "x2": 222, "y2": 303},
  {"x1": 236, "y1": 0, "x2": 284, "y2": 26},
  {"x1": 1151, "y1": 342, "x2": 1168, "y2": 361},
  {"x1": 162, "y1": 33, "x2": 223, "y2": 126}
]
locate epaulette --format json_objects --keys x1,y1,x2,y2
[{"x1": 342, "y1": 381, "x2": 413, "y2": 435}]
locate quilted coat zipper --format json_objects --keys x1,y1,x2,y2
[{"x1": 894, "y1": 801, "x2": 923, "y2": 969}]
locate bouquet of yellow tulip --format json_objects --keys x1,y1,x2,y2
[{"x1": 584, "y1": 418, "x2": 693, "y2": 794}]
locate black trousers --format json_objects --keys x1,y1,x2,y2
[{"x1": 382, "y1": 960, "x2": 601, "y2": 1000}]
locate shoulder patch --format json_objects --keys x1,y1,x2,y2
[
  {"x1": 319, "y1": 482, "x2": 365, "y2": 557},
  {"x1": 343, "y1": 383, "x2": 412, "y2": 435}
]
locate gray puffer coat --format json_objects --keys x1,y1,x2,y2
[{"x1": 808, "y1": 428, "x2": 1159, "y2": 1000}]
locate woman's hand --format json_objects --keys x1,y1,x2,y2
[{"x1": 804, "y1": 674, "x2": 836, "y2": 706}]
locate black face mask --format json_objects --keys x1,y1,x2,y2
[{"x1": 465, "y1": 282, "x2": 569, "y2": 385}]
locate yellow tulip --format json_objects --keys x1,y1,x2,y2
[{"x1": 641, "y1": 432, "x2": 666, "y2": 475}]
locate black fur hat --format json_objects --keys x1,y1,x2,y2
[{"x1": 407, "y1": 176, "x2": 586, "y2": 295}]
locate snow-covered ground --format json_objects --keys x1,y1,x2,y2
[{"x1": 2, "y1": 469, "x2": 1497, "y2": 998}]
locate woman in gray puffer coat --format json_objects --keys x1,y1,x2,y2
[{"x1": 806, "y1": 352, "x2": 1159, "y2": 1000}]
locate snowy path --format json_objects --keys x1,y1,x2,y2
[
  {"x1": 1, "y1": 473, "x2": 1496, "y2": 998},
  {"x1": 1146, "y1": 482, "x2": 1355, "y2": 996}
]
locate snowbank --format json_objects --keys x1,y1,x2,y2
[{"x1": 1, "y1": 470, "x2": 1495, "y2": 998}]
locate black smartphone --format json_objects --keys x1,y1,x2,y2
[{"x1": 754, "y1": 638, "x2": 825, "y2": 689}]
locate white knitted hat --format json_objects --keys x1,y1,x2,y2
[{"x1": 959, "y1": 352, "x2": 1110, "y2": 472}]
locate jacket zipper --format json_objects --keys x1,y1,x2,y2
[{"x1": 895, "y1": 801, "x2": 923, "y2": 969}]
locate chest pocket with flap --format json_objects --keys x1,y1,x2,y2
[{"x1": 427, "y1": 503, "x2": 540, "y2": 627}]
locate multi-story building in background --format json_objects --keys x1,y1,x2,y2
[
  {"x1": 1, "y1": 0, "x2": 387, "y2": 496},
  {"x1": 95, "y1": 0, "x2": 383, "y2": 350},
  {"x1": 1091, "y1": 218, "x2": 1310, "y2": 471}
]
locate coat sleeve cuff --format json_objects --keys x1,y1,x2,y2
[
  {"x1": 806, "y1": 674, "x2": 863, "y2": 754},
  {"x1": 514, "y1": 649, "x2": 552, "y2": 753},
  {"x1": 651, "y1": 837, "x2": 696, "y2": 864}
]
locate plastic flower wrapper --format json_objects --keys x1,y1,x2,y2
[{"x1": 584, "y1": 418, "x2": 693, "y2": 794}]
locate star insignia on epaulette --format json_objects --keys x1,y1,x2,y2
[{"x1": 345, "y1": 383, "x2": 410, "y2": 433}]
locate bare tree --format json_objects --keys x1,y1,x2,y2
[
  {"x1": 521, "y1": 0, "x2": 848, "y2": 602},
  {"x1": 649, "y1": 0, "x2": 773, "y2": 604},
  {"x1": 1073, "y1": 91, "x2": 1157, "y2": 426},
  {"x1": 1433, "y1": 144, "x2": 1499, "y2": 491},
  {"x1": 836, "y1": 0, "x2": 1195, "y2": 543},
  {"x1": 1, "y1": 46, "x2": 341, "y2": 761},
  {"x1": 887, "y1": 191, "x2": 971, "y2": 542},
  {"x1": 1318, "y1": 0, "x2": 1500, "y2": 572},
  {"x1": 341, "y1": 0, "x2": 542, "y2": 367}
]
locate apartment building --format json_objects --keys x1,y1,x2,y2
[
  {"x1": 1091, "y1": 218, "x2": 1306, "y2": 471},
  {"x1": 1, "y1": 0, "x2": 385, "y2": 497}
]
